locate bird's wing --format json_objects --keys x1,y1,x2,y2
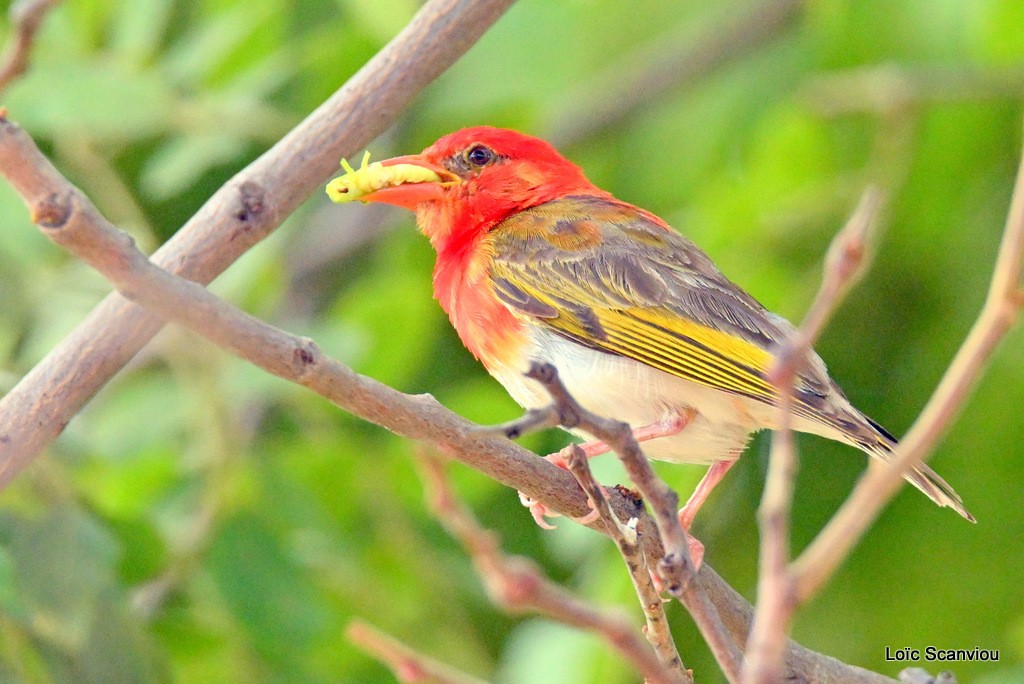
[{"x1": 487, "y1": 195, "x2": 834, "y2": 415}]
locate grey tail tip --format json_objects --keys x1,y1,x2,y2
[{"x1": 864, "y1": 416, "x2": 976, "y2": 524}]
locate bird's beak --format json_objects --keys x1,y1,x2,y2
[{"x1": 326, "y1": 153, "x2": 459, "y2": 211}]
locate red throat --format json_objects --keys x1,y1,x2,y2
[{"x1": 430, "y1": 230, "x2": 525, "y2": 368}]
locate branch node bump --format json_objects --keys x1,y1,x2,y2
[
  {"x1": 611, "y1": 484, "x2": 646, "y2": 517},
  {"x1": 292, "y1": 338, "x2": 321, "y2": 375},
  {"x1": 32, "y1": 191, "x2": 71, "y2": 228},
  {"x1": 235, "y1": 180, "x2": 266, "y2": 223}
]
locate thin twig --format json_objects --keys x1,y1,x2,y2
[
  {"x1": 416, "y1": 454, "x2": 683, "y2": 684},
  {"x1": 513, "y1": 363, "x2": 743, "y2": 684},
  {"x1": 347, "y1": 619, "x2": 489, "y2": 684},
  {"x1": 742, "y1": 189, "x2": 884, "y2": 684},
  {"x1": 562, "y1": 446, "x2": 688, "y2": 681},
  {"x1": 791, "y1": 142, "x2": 1024, "y2": 602},
  {"x1": 479, "y1": 406, "x2": 563, "y2": 441},
  {"x1": 804, "y1": 65, "x2": 1024, "y2": 118},
  {"x1": 0, "y1": 0, "x2": 518, "y2": 488},
  {"x1": 0, "y1": 0, "x2": 61, "y2": 94},
  {"x1": 0, "y1": 114, "x2": 897, "y2": 684},
  {"x1": 546, "y1": 0, "x2": 804, "y2": 147}
]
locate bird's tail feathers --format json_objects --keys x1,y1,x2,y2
[{"x1": 860, "y1": 416, "x2": 975, "y2": 523}]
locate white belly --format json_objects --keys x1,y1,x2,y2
[{"x1": 488, "y1": 328, "x2": 779, "y2": 464}]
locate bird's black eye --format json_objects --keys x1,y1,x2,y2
[{"x1": 464, "y1": 144, "x2": 495, "y2": 168}]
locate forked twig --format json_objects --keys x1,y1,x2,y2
[
  {"x1": 562, "y1": 446, "x2": 688, "y2": 680},
  {"x1": 416, "y1": 453, "x2": 684, "y2": 684},
  {"x1": 495, "y1": 363, "x2": 743, "y2": 683},
  {"x1": 791, "y1": 142, "x2": 1024, "y2": 601},
  {"x1": 742, "y1": 188, "x2": 884, "y2": 684}
]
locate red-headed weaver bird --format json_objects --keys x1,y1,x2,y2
[{"x1": 326, "y1": 127, "x2": 973, "y2": 550}]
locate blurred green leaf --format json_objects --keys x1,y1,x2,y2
[
  {"x1": 141, "y1": 134, "x2": 246, "y2": 200},
  {"x1": 161, "y1": 2, "x2": 278, "y2": 88},
  {"x1": 0, "y1": 506, "x2": 161, "y2": 682},
  {"x1": 205, "y1": 513, "x2": 330, "y2": 667},
  {"x1": 110, "y1": 0, "x2": 175, "y2": 64},
  {"x1": 4, "y1": 62, "x2": 175, "y2": 141}
]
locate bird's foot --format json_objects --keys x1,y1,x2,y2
[
  {"x1": 540, "y1": 442, "x2": 576, "y2": 469},
  {"x1": 517, "y1": 490, "x2": 602, "y2": 529},
  {"x1": 518, "y1": 491, "x2": 560, "y2": 530},
  {"x1": 518, "y1": 444, "x2": 606, "y2": 529},
  {"x1": 682, "y1": 526, "x2": 706, "y2": 572}
]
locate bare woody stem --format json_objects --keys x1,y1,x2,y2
[
  {"x1": 791, "y1": 143, "x2": 1024, "y2": 602},
  {"x1": 0, "y1": 0, "x2": 518, "y2": 487},
  {"x1": 0, "y1": 0, "x2": 61, "y2": 94},
  {"x1": 347, "y1": 619, "x2": 488, "y2": 684},
  {"x1": 742, "y1": 189, "x2": 884, "y2": 684},
  {"x1": 562, "y1": 446, "x2": 689, "y2": 682},
  {"x1": 500, "y1": 363, "x2": 744, "y2": 684}
]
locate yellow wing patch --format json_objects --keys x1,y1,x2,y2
[
  {"x1": 489, "y1": 257, "x2": 785, "y2": 404},
  {"x1": 550, "y1": 304, "x2": 777, "y2": 402}
]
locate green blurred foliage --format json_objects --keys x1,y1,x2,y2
[{"x1": 1, "y1": 0, "x2": 1023, "y2": 682}]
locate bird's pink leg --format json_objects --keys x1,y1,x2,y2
[
  {"x1": 522, "y1": 410, "x2": 697, "y2": 528},
  {"x1": 678, "y1": 460, "x2": 736, "y2": 529},
  {"x1": 675, "y1": 459, "x2": 737, "y2": 569},
  {"x1": 545, "y1": 409, "x2": 697, "y2": 467}
]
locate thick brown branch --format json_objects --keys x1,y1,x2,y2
[
  {"x1": 347, "y1": 620, "x2": 489, "y2": 684},
  {"x1": 0, "y1": 0, "x2": 61, "y2": 94},
  {"x1": 743, "y1": 189, "x2": 883, "y2": 684},
  {"x1": 0, "y1": 0, "x2": 517, "y2": 487},
  {"x1": 0, "y1": 115, "x2": 894, "y2": 684}
]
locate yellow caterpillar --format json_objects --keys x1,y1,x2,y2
[{"x1": 326, "y1": 151, "x2": 444, "y2": 204}]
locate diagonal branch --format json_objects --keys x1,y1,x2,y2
[
  {"x1": 0, "y1": 112, "x2": 895, "y2": 684},
  {"x1": 347, "y1": 619, "x2": 489, "y2": 684},
  {"x1": 497, "y1": 363, "x2": 743, "y2": 683},
  {"x1": 0, "y1": 0, "x2": 517, "y2": 488}
]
